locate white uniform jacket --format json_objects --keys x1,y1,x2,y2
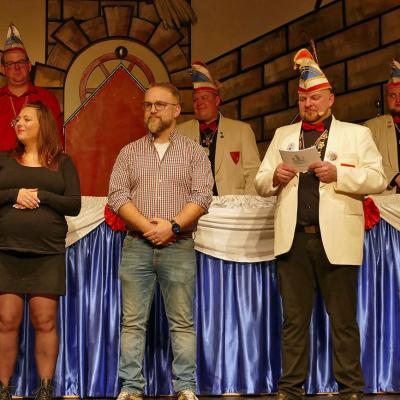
[
  {"x1": 178, "y1": 114, "x2": 260, "y2": 195},
  {"x1": 255, "y1": 116, "x2": 387, "y2": 265}
]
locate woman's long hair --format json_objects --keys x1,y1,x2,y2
[{"x1": 11, "y1": 101, "x2": 63, "y2": 170}]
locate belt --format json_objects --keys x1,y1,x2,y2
[
  {"x1": 127, "y1": 231, "x2": 193, "y2": 240},
  {"x1": 295, "y1": 224, "x2": 320, "y2": 234}
]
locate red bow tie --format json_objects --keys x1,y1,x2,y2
[
  {"x1": 302, "y1": 121, "x2": 325, "y2": 133},
  {"x1": 200, "y1": 121, "x2": 218, "y2": 132},
  {"x1": 393, "y1": 116, "x2": 400, "y2": 124}
]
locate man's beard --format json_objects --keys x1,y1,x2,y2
[
  {"x1": 301, "y1": 108, "x2": 329, "y2": 123},
  {"x1": 146, "y1": 116, "x2": 173, "y2": 134},
  {"x1": 389, "y1": 109, "x2": 400, "y2": 118}
]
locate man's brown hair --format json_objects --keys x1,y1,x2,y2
[{"x1": 147, "y1": 82, "x2": 182, "y2": 105}]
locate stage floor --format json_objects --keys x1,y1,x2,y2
[{"x1": 82, "y1": 395, "x2": 400, "y2": 400}]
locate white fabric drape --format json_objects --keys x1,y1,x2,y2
[{"x1": 65, "y1": 195, "x2": 400, "y2": 262}]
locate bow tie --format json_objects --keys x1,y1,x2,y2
[
  {"x1": 301, "y1": 121, "x2": 325, "y2": 133},
  {"x1": 200, "y1": 121, "x2": 218, "y2": 132},
  {"x1": 393, "y1": 116, "x2": 400, "y2": 124}
]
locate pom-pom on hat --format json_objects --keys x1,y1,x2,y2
[
  {"x1": 293, "y1": 48, "x2": 331, "y2": 93},
  {"x1": 191, "y1": 61, "x2": 220, "y2": 94}
]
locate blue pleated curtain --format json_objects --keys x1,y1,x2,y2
[{"x1": 11, "y1": 220, "x2": 400, "y2": 396}]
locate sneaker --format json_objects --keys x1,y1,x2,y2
[
  {"x1": 116, "y1": 390, "x2": 143, "y2": 400},
  {"x1": 0, "y1": 383, "x2": 11, "y2": 400},
  {"x1": 33, "y1": 380, "x2": 53, "y2": 400},
  {"x1": 177, "y1": 389, "x2": 198, "y2": 400}
]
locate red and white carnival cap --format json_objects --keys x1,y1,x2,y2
[
  {"x1": 293, "y1": 48, "x2": 331, "y2": 93},
  {"x1": 190, "y1": 61, "x2": 220, "y2": 94}
]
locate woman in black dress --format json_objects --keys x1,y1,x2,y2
[{"x1": 0, "y1": 102, "x2": 81, "y2": 400}]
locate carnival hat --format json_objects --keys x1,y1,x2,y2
[
  {"x1": 293, "y1": 48, "x2": 331, "y2": 93},
  {"x1": 387, "y1": 59, "x2": 400, "y2": 88},
  {"x1": 4, "y1": 23, "x2": 27, "y2": 55},
  {"x1": 191, "y1": 61, "x2": 220, "y2": 94}
]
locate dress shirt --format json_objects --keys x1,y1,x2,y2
[{"x1": 108, "y1": 129, "x2": 214, "y2": 232}]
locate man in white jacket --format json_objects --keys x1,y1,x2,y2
[
  {"x1": 255, "y1": 48, "x2": 386, "y2": 400},
  {"x1": 178, "y1": 61, "x2": 260, "y2": 196}
]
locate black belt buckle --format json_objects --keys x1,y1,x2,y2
[{"x1": 303, "y1": 225, "x2": 320, "y2": 234}]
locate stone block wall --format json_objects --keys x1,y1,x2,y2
[
  {"x1": 36, "y1": 0, "x2": 191, "y2": 113},
  {"x1": 197, "y1": 0, "x2": 400, "y2": 156}
]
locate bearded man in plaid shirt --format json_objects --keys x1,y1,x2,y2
[{"x1": 108, "y1": 82, "x2": 213, "y2": 400}]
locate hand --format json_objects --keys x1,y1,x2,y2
[
  {"x1": 13, "y1": 204, "x2": 27, "y2": 210},
  {"x1": 16, "y1": 188, "x2": 40, "y2": 209},
  {"x1": 309, "y1": 161, "x2": 337, "y2": 183},
  {"x1": 273, "y1": 163, "x2": 297, "y2": 186},
  {"x1": 143, "y1": 218, "x2": 175, "y2": 246}
]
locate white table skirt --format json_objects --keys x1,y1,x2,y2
[{"x1": 66, "y1": 194, "x2": 400, "y2": 262}]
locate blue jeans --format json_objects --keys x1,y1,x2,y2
[{"x1": 118, "y1": 235, "x2": 197, "y2": 394}]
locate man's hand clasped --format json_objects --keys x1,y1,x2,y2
[{"x1": 143, "y1": 218, "x2": 176, "y2": 246}]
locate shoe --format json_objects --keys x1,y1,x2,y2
[
  {"x1": 33, "y1": 379, "x2": 53, "y2": 400},
  {"x1": 177, "y1": 389, "x2": 198, "y2": 400},
  {"x1": 276, "y1": 392, "x2": 304, "y2": 400},
  {"x1": 0, "y1": 383, "x2": 11, "y2": 400},
  {"x1": 116, "y1": 390, "x2": 143, "y2": 400}
]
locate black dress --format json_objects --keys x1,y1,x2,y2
[{"x1": 0, "y1": 152, "x2": 81, "y2": 295}]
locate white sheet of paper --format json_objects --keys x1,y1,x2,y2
[{"x1": 279, "y1": 146, "x2": 321, "y2": 173}]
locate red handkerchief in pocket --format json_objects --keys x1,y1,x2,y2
[
  {"x1": 340, "y1": 163, "x2": 355, "y2": 167},
  {"x1": 230, "y1": 151, "x2": 240, "y2": 164}
]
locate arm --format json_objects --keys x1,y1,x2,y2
[
  {"x1": 108, "y1": 146, "x2": 153, "y2": 233},
  {"x1": 364, "y1": 118, "x2": 398, "y2": 189},
  {"x1": 0, "y1": 188, "x2": 19, "y2": 205},
  {"x1": 38, "y1": 156, "x2": 81, "y2": 216},
  {"x1": 335, "y1": 126, "x2": 387, "y2": 195},
  {"x1": 255, "y1": 127, "x2": 293, "y2": 197},
  {"x1": 144, "y1": 144, "x2": 214, "y2": 245},
  {"x1": 241, "y1": 123, "x2": 261, "y2": 195}
]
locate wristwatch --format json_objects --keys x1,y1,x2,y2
[{"x1": 170, "y1": 219, "x2": 181, "y2": 235}]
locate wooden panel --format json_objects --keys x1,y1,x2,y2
[{"x1": 65, "y1": 67, "x2": 147, "y2": 196}]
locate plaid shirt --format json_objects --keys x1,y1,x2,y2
[{"x1": 108, "y1": 129, "x2": 214, "y2": 231}]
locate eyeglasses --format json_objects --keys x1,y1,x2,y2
[
  {"x1": 142, "y1": 101, "x2": 177, "y2": 111},
  {"x1": 3, "y1": 59, "x2": 29, "y2": 68}
]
